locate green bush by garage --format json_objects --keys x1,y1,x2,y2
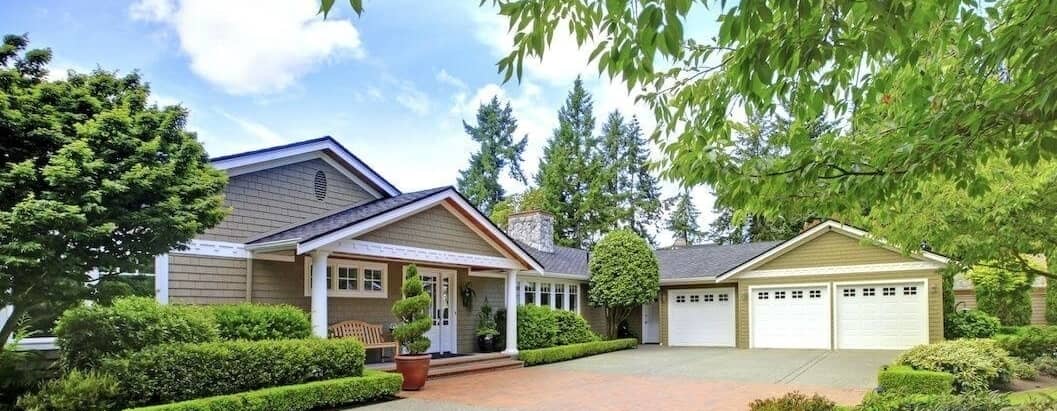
[
  {"x1": 517, "y1": 304, "x2": 597, "y2": 350},
  {"x1": 876, "y1": 365, "x2": 954, "y2": 396},
  {"x1": 126, "y1": 370, "x2": 402, "y2": 411},
  {"x1": 894, "y1": 339, "x2": 1017, "y2": 393},
  {"x1": 520, "y1": 338, "x2": 637, "y2": 366}
]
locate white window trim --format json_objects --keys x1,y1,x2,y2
[
  {"x1": 516, "y1": 278, "x2": 582, "y2": 315},
  {"x1": 303, "y1": 257, "x2": 388, "y2": 299}
]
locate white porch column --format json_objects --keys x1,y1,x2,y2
[
  {"x1": 154, "y1": 254, "x2": 169, "y2": 304},
  {"x1": 503, "y1": 269, "x2": 519, "y2": 355},
  {"x1": 310, "y1": 250, "x2": 331, "y2": 338}
]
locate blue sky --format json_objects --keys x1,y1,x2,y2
[{"x1": 3, "y1": 0, "x2": 722, "y2": 245}]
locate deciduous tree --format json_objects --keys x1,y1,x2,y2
[{"x1": 588, "y1": 230, "x2": 659, "y2": 338}]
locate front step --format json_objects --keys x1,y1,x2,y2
[{"x1": 368, "y1": 353, "x2": 524, "y2": 378}]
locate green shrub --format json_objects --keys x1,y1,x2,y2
[
  {"x1": 126, "y1": 370, "x2": 401, "y2": 411},
  {"x1": 102, "y1": 338, "x2": 365, "y2": 407},
  {"x1": 391, "y1": 264, "x2": 431, "y2": 354},
  {"x1": 17, "y1": 370, "x2": 121, "y2": 411},
  {"x1": 895, "y1": 339, "x2": 1016, "y2": 392},
  {"x1": 1032, "y1": 355, "x2": 1057, "y2": 377},
  {"x1": 858, "y1": 391, "x2": 1010, "y2": 411},
  {"x1": 519, "y1": 338, "x2": 637, "y2": 365},
  {"x1": 517, "y1": 304, "x2": 559, "y2": 350},
  {"x1": 967, "y1": 265, "x2": 1034, "y2": 326},
  {"x1": 877, "y1": 365, "x2": 954, "y2": 396},
  {"x1": 1, "y1": 317, "x2": 53, "y2": 411},
  {"x1": 999, "y1": 325, "x2": 1029, "y2": 335},
  {"x1": 749, "y1": 392, "x2": 836, "y2": 411},
  {"x1": 54, "y1": 297, "x2": 218, "y2": 370},
  {"x1": 209, "y1": 303, "x2": 311, "y2": 341},
  {"x1": 946, "y1": 309, "x2": 1001, "y2": 339},
  {"x1": 1047, "y1": 277, "x2": 1057, "y2": 325},
  {"x1": 92, "y1": 274, "x2": 154, "y2": 305},
  {"x1": 994, "y1": 326, "x2": 1057, "y2": 360},
  {"x1": 1010, "y1": 356, "x2": 1040, "y2": 380},
  {"x1": 588, "y1": 229, "x2": 660, "y2": 338},
  {"x1": 552, "y1": 309, "x2": 599, "y2": 346}
]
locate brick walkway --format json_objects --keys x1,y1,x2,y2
[{"x1": 381, "y1": 367, "x2": 868, "y2": 410}]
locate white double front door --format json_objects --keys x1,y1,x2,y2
[{"x1": 418, "y1": 268, "x2": 457, "y2": 353}]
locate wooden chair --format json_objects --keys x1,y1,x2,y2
[{"x1": 328, "y1": 320, "x2": 399, "y2": 361}]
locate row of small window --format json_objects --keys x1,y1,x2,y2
[
  {"x1": 757, "y1": 289, "x2": 822, "y2": 300},
  {"x1": 519, "y1": 280, "x2": 580, "y2": 313},
  {"x1": 673, "y1": 293, "x2": 729, "y2": 304},
  {"x1": 842, "y1": 286, "x2": 917, "y2": 297},
  {"x1": 304, "y1": 260, "x2": 387, "y2": 298}
]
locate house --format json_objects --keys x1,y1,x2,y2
[{"x1": 154, "y1": 137, "x2": 951, "y2": 356}]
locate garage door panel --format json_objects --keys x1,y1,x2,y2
[
  {"x1": 836, "y1": 282, "x2": 927, "y2": 350},
  {"x1": 667, "y1": 288, "x2": 736, "y2": 347},
  {"x1": 750, "y1": 285, "x2": 830, "y2": 349}
]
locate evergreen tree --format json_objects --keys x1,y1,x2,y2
[
  {"x1": 594, "y1": 112, "x2": 662, "y2": 244},
  {"x1": 456, "y1": 96, "x2": 528, "y2": 215},
  {"x1": 535, "y1": 78, "x2": 596, "y2": 248},
  {"x1": 665, "y1": 191, "x2": 704, "y2": 246}
]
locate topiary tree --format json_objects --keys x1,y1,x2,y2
[
  {"x1": 588, "y1": 229, "x2": 660, "y2": 339},
  {"x1": 391, "y1": 264, "x2": 431, "y2": 355}
]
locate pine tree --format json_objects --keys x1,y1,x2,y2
[
  {"x1": 535, "y1": 78, "x2": 596, "y2": 248},
  {"x1": 456, "y1": 96, "x2": 528, "y2": 215},
  {"x1": 665, "y1": 191, "x2": 705, "y2": 246},
  {"x1": 593, "y1": 112, "x2": 662, "y2": 244},
  {"x1": 622, "y1": 117, "x2": 663, "y2": 242}
]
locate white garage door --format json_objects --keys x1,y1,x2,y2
[
  {"x1": 667, "y1": 288, "x2": 736, "y2": 347},
  {"x1": 836, "y1": 282, "x2": 928, "y2": 349},
  {"x1": 751, "y1": 285, "x2": 831, "y2": 349}
]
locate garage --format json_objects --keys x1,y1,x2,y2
[
  {"x1": 750, "y1": 285, "x2": 831, "y2": 349},
  {"x1": 667, "y1": 288, "x2": 735, "y2": 347},
  {"x1": 835, "y1": 281, "x2": 928, "y2": 349}
]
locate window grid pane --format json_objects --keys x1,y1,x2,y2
[
  {"x1": 539, "y1": 283, "x2": 551, "y2": 307},
  {"x1": 554, "y1": 284, "x2": 565, "y2": 310},
  {"x1": 337, "y1": 267, "x2": 358, "y2": 290},
  {"x1": 363, "y1": 268, "x2": 383, "y2": 291},
  {"x1": 568, "y1": 285, "x2": 578, "y2": 312}
]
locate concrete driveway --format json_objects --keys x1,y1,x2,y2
[{"x1": 358, "y1": 345, "x2": 899, "y2": 411}]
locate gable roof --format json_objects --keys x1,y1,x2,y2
[
  {"x1": 210, "y1": 136, "x2": 401, "y2": 197},
  {"x1": 712, "y1": 220, "x2": 951, "y2": 282},
  {"x1": 516, "y1": 241, "x2": 589, "y2": 277},
  {"x1": 246, "y1": 186, "x2": 544, "y2": 272},
  {"x1": 655, "y1": 241, "x2": 783, "y2": 281}
]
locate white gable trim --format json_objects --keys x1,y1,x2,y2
[
  {"x1": 330, "y1": 239, "x2": 521, "y2": 270},
  {"x1": 211, "y1": 138, "x2": 400, "y2": 197},
  {"x1": 736, "y1": 261, "x2": 944, "y2": 279},
  {"x1": 296, "y1": 189, "x2": 544, "y2": 272},
  {"x1": 713, "y1": 220, "x2": 950, "y2": 282}
]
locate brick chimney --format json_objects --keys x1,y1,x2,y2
[{"x1": 507, "y1": 211, "x2": 555, "y2": 253}]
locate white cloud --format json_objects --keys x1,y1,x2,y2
[
  {"x1": 217, "y1": 110, "x2": 286, "y2": 146},
  {"x1": 468, "y1": 5, "x2": 594, "y2": 86},
  {"x1": 391, "y1": 80, "x2": 431, "y2": 116},
  {"x1": 131, "y1": 0, "x2": 365, "y2": 95},
  {"x1": 436, "y1": 69, "x2": 468, "y2": 89}
]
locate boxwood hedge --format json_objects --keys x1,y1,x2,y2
[
  {"x1": 877, "y1": 365, "x2": 954, "y2": 396},
  {"x1": 519, "y1": 338, "x2": 637, "y2": 366}
]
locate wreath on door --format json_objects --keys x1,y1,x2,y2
[{"x1": 460, "y1": 282, "x2": 476, "y2": 309}]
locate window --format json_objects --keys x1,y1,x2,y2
[
  {"x1": 554, "y1": 284, "x2": 566, "y2": 310},
  {"x1": 791, "y1": 290, "x2": 803, "y2": 299},
  {"x1": 903, "y1": 286, "x2": 918, "y2": 296},
  {"x1": 775, "y1": 291, "x2": 786, "y2": 299},
  {"x1": 883, "y1": 287, "x2": 896, "y2": 296},
  {"x1": 809, "y1": 289, "x2": 822, "y2": 298},
  {"x1": 718, "y1": 293, "x2": 729, "y2": 302},
  {"x1": 337, "y1": 266, "x2": 358, "y2": 290},
  {"x1": 842, "y1": 288, "x2": 856, "y2": 297},
  {"x1": 863, "y1": 288, "x2": 876, "y2": 296},
  {"x1": 689, "y1": 295, "x2": 700, "y2": 303},
  {"x1": 539, "y1": 283, "x2": 551, "y2": 306},
  {"x1": 703, "y1": 294, "x2": 715, "y2": 302},
  {"x1": 523, "y1": 282, "x2": 537, "y2": 305},
  {"x1": 304, "y1": 258, "x2": 386, "y2": 298},
  {"x1": 568, "y1": 284, "x2": 578, "y2": 312},
  {"x1": 757, "y1": 291, "x2": 769, "y2": 300},
  {"x1": 675, "y1": 295, "x2": 686, "y2": 303},
  {"x1": 518, "y1": 279, "x2": 581, "y2": 313}
]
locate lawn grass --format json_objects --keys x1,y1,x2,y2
[{"x1": 1008, "y1": 386, "x2": 1057, "y2": 405}]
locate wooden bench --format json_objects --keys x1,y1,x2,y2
[{"x1": 329, "y1": 320, "x2": 399, "y2": 360}]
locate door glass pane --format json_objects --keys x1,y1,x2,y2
[
  {"x1": 441, "y1": 276, "x2": 450, "y2": 326},
  {"x1": 554, "y1": 284, "x2": 565, "y2": 310},
  {"x1": 540, "y1": 283, "x2": 551, "y2": 306}
]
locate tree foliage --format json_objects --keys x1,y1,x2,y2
[
  {"x1": 595, "y1": 113, "x2": 663, "y2": 244},
  {"x1": 484, "y1": 0, "x2": 1057, "y2": 276},
  {"x1": 966, "y1": 257, "x2": 1045, "y2": 326},
  {"x1": 0, "y1": 34, "x2": 227, "y2": 348},
  {"x1": 588, "y1": 229, "x2": 659, "y2": 338},
  {"x1": 490, "y1": 187, "x2": 546, "y2": 228},
  {"x1": 391, "y1": 264, "x2": 432, "y2": 354},
  {"x1": 456, "y1": 96, "x2": 528, "y2": 215},
  {"x1": 664, "y1": 190, "x2": 704, "y2": 246}
]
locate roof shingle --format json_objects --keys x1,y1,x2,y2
[{"x1": 654, "y1": 241, "x2": 783, "y2": 279}]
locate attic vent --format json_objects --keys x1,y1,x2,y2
[{"x1": 313, "y1": 170, "x2": 327, "y2": 200}]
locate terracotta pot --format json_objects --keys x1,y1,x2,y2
[{"x1": 395, "y1": 354, "x2": 431, "y2": 390}]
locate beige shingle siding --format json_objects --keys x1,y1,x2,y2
[
  {"x1": 659, "y1": 283, "x2": 738, "y2": 347},
  {"x1": 356, "y1": 205, "x2": 504, "y2": 257},
  {"x1": 757, "y1": 231, "x2": 916, "y2": 270},
  {"x1": 457, "y1": 274, "x2": 505, "y2": 353},
  {"x1": 954, "y1": 288, "x2": 1050, "y2": 325},
  {"x1": 580, "y1": 284, "x2": 611, "y2": 336},
  {"x1": 734, "y1": 270, "x2": 943, "y2": 348},
  {"x1": 202, "y1": 159, "x2": 375, "y2": 242},
  {"x1": 169, "y1": 255, "x2": 248, "y2": 304}
]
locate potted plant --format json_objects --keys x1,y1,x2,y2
[
  {"x1": 391, "y1": 264, "x2": 432, "y2": 390},
  {"x1": 475, "y1": 300, "x2": 499, "y2": 352}
]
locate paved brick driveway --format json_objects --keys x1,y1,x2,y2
[{"x1": 358, "y1": 345, "x2": 898, "y2": 411}]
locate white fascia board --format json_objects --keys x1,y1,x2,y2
[
  {"x1": 660, "y1": 276, "x2": 722, "y2": 285},
  {"x1": 736, "y1": 261, "x2": 945, "y2": 279},
  {"x1": 519, "y1": 270, "x2": 590, "y2": 280},
  {"x1": 171, "y1": 239, "x2": 248, "y2": 259},
  {"x1": 330, "y1": 239, "x2": 522, "y2": 270},
  {"x1": 211, "y1": 139, "x2": 399, "y2": 197}
]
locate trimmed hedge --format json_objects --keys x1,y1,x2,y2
[
  {"x1": 552, "y1": 309, "x2": 600, "y2": 346},
  {"x1": 946, "y1": 309, "x2": 1001, "y2": 339},
  {"x1": 876, "y1": 365, "x2": 954, "y2": 396},
  {"x1": 749, "y1": 391, "x2": 836, "y2": 411},
  {"x1": 994, "y1": 326, "x2": 1057, "y2": 360},
  {"x1": 126, "y1": 370, "x2": 401, "y2": 411},
  {"x1": 55, "y1": 297, "x2": 218, "y2": 370},
  {"x1": 519, "y1": 338, "x2": 637, "y2": 366},
  {"x1": 209, "y1": 303, "x2": 311, "y2": 341},
  {"x1": 858, "y1": 391, "x2": 1010, "y2": 411},
  {"x1": 517, "y1": 305, "x2": 597, "y2": 350},
  {"x1": 895, "y1": 339, "x2": 1016, "y2": 393},
  {"x1": 17, "y1": 370, "x2": 121, "y2": 411},
  {"x1": 101, "y1": 338, "x2": 366, "y2": 407}
]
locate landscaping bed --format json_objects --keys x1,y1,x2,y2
[{"x1": 519, "y1": 338, "x2": 638, "y2": 366}]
